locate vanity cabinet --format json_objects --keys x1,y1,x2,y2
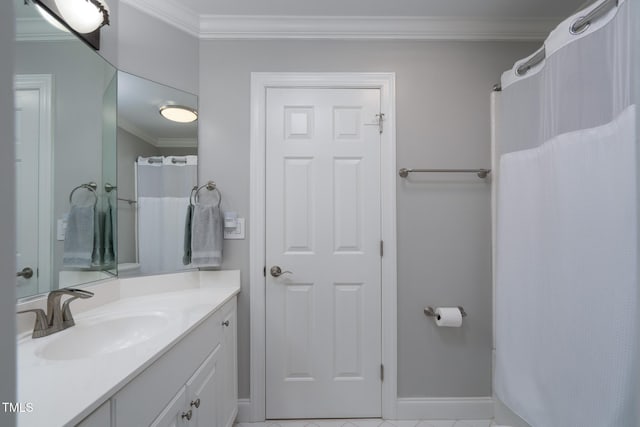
[
  {"x1": 110, "y1": 297, "x2": 237, "y2": 427},
  {"x1": 151, "y1": 344, "x2": 221, "y2": 427}
]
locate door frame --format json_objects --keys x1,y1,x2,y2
[
  {"x1": 15, "y1": 74, "x2": 53, "y2": 296},
  {"x1": 249, "y1": 72, "x2": 397, "y2": 421}
]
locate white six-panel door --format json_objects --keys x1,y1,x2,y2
[{"x1": 265, "y1": 88, "x2": 382, "y2": 419}]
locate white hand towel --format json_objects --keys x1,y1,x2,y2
[{"x1": 191, "y1": 203, "x2": 223, "y2": 267}]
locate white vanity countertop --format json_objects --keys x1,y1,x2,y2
[{"x1": 16, "y1": 270, "x2": 240, "y2": 427}]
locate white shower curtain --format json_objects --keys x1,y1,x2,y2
[
  {"x1": 137, "y1": 156, "x2": 197, "y2": 275},
  {"x1": 494, "y1": 0, "x2": 638, "y2": 426}
]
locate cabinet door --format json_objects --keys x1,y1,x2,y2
[
  {"x1": 219, "y1": 305, "x2": 238, "y2": 427},
  {"x1": 150, "y1": 386, "x2": 188, "y2": 427},
  {"x1": 75, "y1": 400, "x2": 110, "y2": 427},
  {"x1": 187, "y1": 345, "x2": 221, "y2": 427}
]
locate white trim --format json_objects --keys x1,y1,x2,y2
[
  {"x1": 118, "y1": 120, "x2": 197, "y2": 149},
  {"x1": 200, "y1": 15, "x2": 557, "y2": 41},
  {"x1": 113, "y1": 0, "x2": 558, "y2": 42},
  {"x1": 118, "y1": 118, "x2": 157, "y2": 146},
  {"x1": 237, "y1": 399, "x2": 252, "y2": 423},
  {"x1": 490, "y1": 92, "x2": 500, "y2": 353},
  {"x1": 119, "y1": 0, "x2": 200, "y2": 37},
  {"x1": 14, "y1": 74, "x2": 53, "y2": 296},
  {"x1": 249, "y1": 72, "x2": 397, "y2": 422},
  {"x1": 395, "y1": 397, "x2": 495, "y2": 420}
]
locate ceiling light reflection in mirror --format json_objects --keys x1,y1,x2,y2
[{"x1": 159, "y1": 105, "x2": 198, "y2": 123}]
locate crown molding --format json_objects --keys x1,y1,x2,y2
[
  {"x1": 15, "y1": 17, "x2": 76, "y2": 42},
  {"x1": 118, "y1": 120, "x2": 157, "y2": 146},
  {"x1": 119, "y1": 0, "x2": 200, "y2": 37},
  {"x1": 199, "y1": 15, "x2": 557, "y2": 41},
  {"x1": 118, "y1": 0, "x2": 558, "y2": 41}
]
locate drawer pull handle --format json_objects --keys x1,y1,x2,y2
[
  {"x1": 190, "y1": 398, "x2": 201, "y2": 408},
  {"x1": 222, "y1": 320, "x2": 230, "y2": 327},
  {"x1": 182, "y1": 409, "x2": 192, "y2": 420}
]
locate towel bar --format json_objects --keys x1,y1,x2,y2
[{"x1": 399, "y1": 168, "x2": 491, "y2": 179}]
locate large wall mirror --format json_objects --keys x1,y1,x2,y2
[
  {"x1": 15, "y1": 0, "x2": 199, "y2": 300},
  {"x1": 116, "y1": 71, "x2": 198, "y2": 278},
  {"x1": 15, "y1": 0, "x2": 117, "y2": 299}
]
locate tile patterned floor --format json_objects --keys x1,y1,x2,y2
[{"x1": 236, "y1": 419, "x2": 495, "y2": 427}]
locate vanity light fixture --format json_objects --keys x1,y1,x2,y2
[
  {"x1": 34, "y1": 3, "x2": 70, "y2": 32},
  {"x1": 159, "y1": 105, "x2": 198, "y2": 123},
  {"x1": 54, "y1": 0, "x2": 110, "y2": 34}
]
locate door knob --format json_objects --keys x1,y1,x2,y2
[
  {"x1": 270, "y1": 266, "x2": 292, "y2": 278},
  {"x1": 16, "y1": 267, "x2": 33, "y2": 279}
]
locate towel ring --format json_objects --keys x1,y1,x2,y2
[
  {"x1": 194, "y1": 181, "x2": 222, "y2": 207},
  {"x1": 69, "y1": 182, "x2": 98, "y2": 205},
  {"x1": 188, "y1": 185, "x2": 198, "y2": 207}
]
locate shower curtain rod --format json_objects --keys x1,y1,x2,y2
[{"x1": 514, "y1": 0, "x2": 618, "y2": 77}]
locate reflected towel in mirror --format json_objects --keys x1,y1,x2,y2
[{"x1": 63, "y1": 204, "x2": 96, "y2": 268}]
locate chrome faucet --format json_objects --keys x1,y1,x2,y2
[{"x1": 18, "y1": 288, "x2": 94, "y2": 338}]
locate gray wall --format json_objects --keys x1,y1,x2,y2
[
  {"x1": 198, "y1": 39, "x2": 537, "y2": 399},
  {"x1": 116, "y1": 127, "x2": 160, "y2": 263},
  {"x1": 117, "y1": 2, "x2": 199, "y2": 95},
  {"x1": 15, "y1": 41, "x2": 115, "y2": 290},
  {"x1": 0, "y1": 1, "x2": 16, "y2": 424}
]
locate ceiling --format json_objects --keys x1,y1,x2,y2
[{"x1": 179, "y1": 0, "x2": 588, "y2": 19}]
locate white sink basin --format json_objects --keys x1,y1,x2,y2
[{"x1": 36, "y1": 312, "x2": 170, "y2": 360}]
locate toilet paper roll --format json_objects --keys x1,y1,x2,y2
[{"x1": 434, "y1": 307, "x2": 463, "y2": 327}]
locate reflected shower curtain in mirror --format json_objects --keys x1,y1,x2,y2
[
  {"x1": 494, "y1": 0, "x2": 638, "y2": 426},
  {"x1": 137, "y1": 156, "x2": 197, "y2": 275}
]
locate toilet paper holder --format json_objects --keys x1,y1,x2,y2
[{"x1": 424, "y1": 306, "x2": 467, "y2": 318}]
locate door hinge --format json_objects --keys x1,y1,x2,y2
[
  {"x1": 380, "y1": 240, "x2": 384, "y2": 257},
  {"x1": 263, "y1": 266, "x2": 266, "y2": 277},
  {"x1": 380, "y1": 364, "x2": 384, "y2": 382},
  {"x1": 376, "y1": 113, "x2": 385, "y2": 134}
]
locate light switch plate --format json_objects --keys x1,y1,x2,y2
[
  {"x1": 223, "y1": 218, "x2": 245, "y2": 240},
  {"x1": 57, "y1": 217, "x2": 67, "y2": 241}
]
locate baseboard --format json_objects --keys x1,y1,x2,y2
[
  {"x1": 237, "y1": 397, "x2": 494, "y2": 422},
  {"x1": 493, "y1": 398, "x2": 530, "y2": 427},
  {"x1": 237, "y1": 398, "x2": 253, "y2": 422},
  {"x1": 395, "y1": 397, "x2": 494, "y2": 420}
]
